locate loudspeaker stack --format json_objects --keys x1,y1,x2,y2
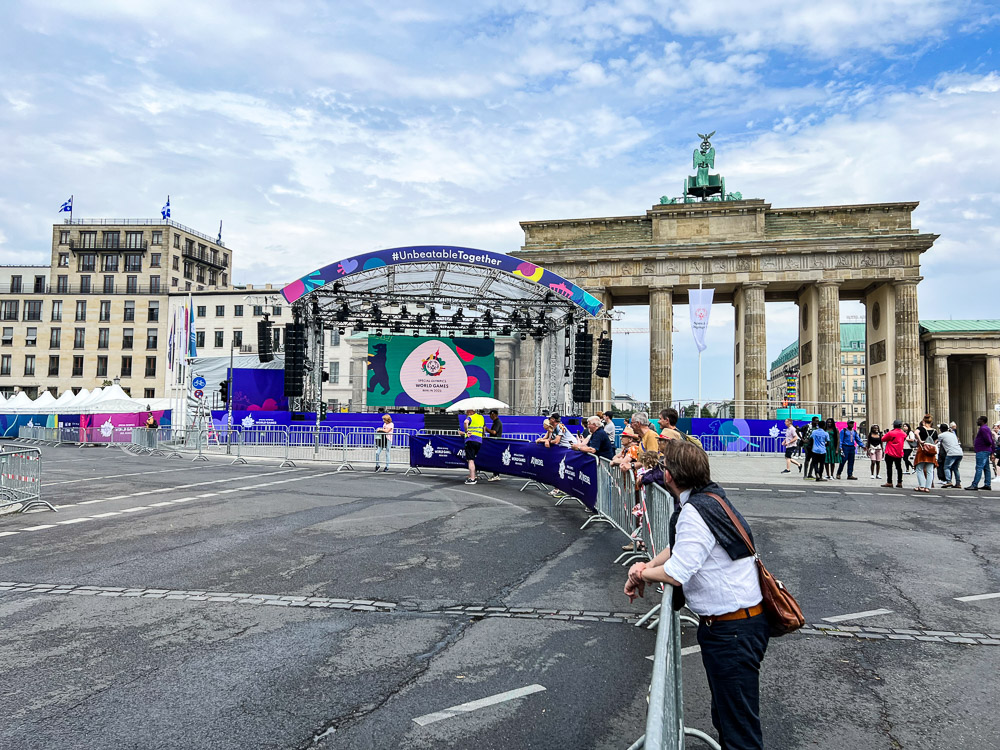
[
  {"x1": 283, "y1": 322, "x2": 306, "y2": 398},
  {"x1": 572, "y1": 330, "x2": 593, "y2": 404},
  {"x1": 257, "y1": 319, "x2": 274, "y2": 363},
  {"x1": 595, "y1": 336, "x2": 612, "y2": 378}
]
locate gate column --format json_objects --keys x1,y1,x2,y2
[
  {"x1": 734, "y1": 283, "x2": 767, "y2": 420},
  {"x1": 893, "y1": 279, "x2": 923, "y2": 426},
  {"x1": 816, "y1": 281, "x2": 842, "y2": 416},
  {"x1": 649, "y1": 287, "x2": 673, "y2": 414},
  {"x1": 930, "y1": 354, "x2": 949, "y2": 424}
]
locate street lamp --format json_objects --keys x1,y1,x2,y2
[{"x1": 113, "y1": 375, "x2": 120, "y2": 386}]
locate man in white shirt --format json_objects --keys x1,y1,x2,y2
[
  {"x1": 626, "y1": 440, "x2": 768, "y2": 750},
  {"x1": 602, "y1": 412, "x2": 616, "y2": 443}
]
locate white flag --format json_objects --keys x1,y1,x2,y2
[{"x1": 689, "y1": 288, "x2": 714, "y2": 352}]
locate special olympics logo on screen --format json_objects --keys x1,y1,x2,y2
[
  {"x1": 421, "y1": 350, "x2": 446, "y2": 377},
  {"x1": 423, "y1": 442, "x2": 434, "y2": 458}
]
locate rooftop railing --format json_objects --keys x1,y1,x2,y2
[{"x1": 62, "y1": 218, "x2": 225, "y2": 247}]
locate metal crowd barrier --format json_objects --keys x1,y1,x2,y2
[
  {"x1": 696, "y1": 434, "x2": 784, "y2": 455},
  {"x1": 0, "y1": 445, "x2": 53, "y2": 514}
]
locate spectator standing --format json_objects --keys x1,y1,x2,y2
[
  {"x1": 836, "y1": 420, "x2": 863, "y2": 479},
  {"x1": 626, "y1": 440, "x2": 768, "y2": 750},
  {"x1": 460, "y1": 408, "x2": 484, "y2": 485},
  {"x1": 630, "y1": 413, "x2": 660, "y2": 455},
  {"x1": 611, "y1": 427, "x2": 639, "y2": 473},
  {"x1": 823, "y1": 418, "x2": 840, "y2": 479},
  {"x1": 808, "y1": 423, "x2": 829, "y2": 482},
  {"x1": 658, "y1": 408, "x2": 683, "y2": 441},
  {"x1": 913, "y1": 417, "x2": 938, "y2": 492},
  {"x1": 881, "y1": 420, "x2": 907, "y2": 488},
  {"x1": 572, "y1": 416, "x2": 615, "y2": 459},
  {"x1": 866, "y1": 425, "x2": 884, "y2": 479},
  {"x1": 781, "y1": 419, "x2": 802, "y2": 474},
  {"x1": 374, "y1": 414, "x2": 394, "y2": 472},
  {"x1": 602, "y1": 412, "x2": 617, "y2": 444},
  {"x1": 902, "y1": 423, "x2": 917, "y2": 474},
  {"x1": 549, "y1": 413, "x2": 576, "y2": 446},
  {"x1": 802, "y1": 417, "x2": 821, "y2": 478},
  {"x1": 938, "y1": 424, "x2": 964, "y2": 488},
  {"x1": 992, "y1": 422, "x2": 1000, "y2": 476},
  {"x1": 965, "y1": 415, "x2": 994, "y2": 491},
  {"x1": 486, "y1": 409, "x2": 503, "y2": 482}
]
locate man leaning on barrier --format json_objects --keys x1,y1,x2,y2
[
  {"x1": 626, "y1": 440, "x2": 768, "y2": 750},
  {"x1": 572, "y1": 416, "x2": 615, "y2": 459}
]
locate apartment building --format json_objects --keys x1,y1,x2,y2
[{"x1": 0, "y1": 218, "x2": 234, "y2": 398}]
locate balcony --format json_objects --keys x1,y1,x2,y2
[
  {"x1": 63, "y1": 218, "x2": 225, "y2": 247},
  {"x1": 68, "y1": 239, "x2": 149, "y2": 252},
  {"x1": 181, "y1": 246, "x2": 228, "y2": 271},
  {"x1": 1, "y1": 283, "x2": 165, "y2": 296}
]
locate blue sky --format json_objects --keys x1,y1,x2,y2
[{"x1": 1, "y1": 0, "x2": 998, "y2": 402}]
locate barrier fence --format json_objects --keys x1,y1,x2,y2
[{"x1": 0, "y1": 445, "x2": 51, "y2": 514}]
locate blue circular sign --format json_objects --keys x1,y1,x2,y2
[{"x1": 192, "y1": 376, "x2": 206, "y2": 389}]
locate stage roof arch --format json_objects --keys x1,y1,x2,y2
[{"x1": 280, "y1": 245, "x2": 604, "y2": 335}]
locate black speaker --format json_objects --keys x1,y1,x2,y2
[
  {"x1": 257, "y1": 319, "x2": 274, "y2": 363},
  {"x1": 595, "y1": 336, "x2": 612, "y2": 378},
  {"x1": 283, "y1": 322, "x2": 306, "y2": 398},
  {"x1": 572, "y1": 331, "x2": 593, "y2": 404}
]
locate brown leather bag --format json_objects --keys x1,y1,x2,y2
[{"x1": 707, "y1": 493, "x2": 806, "y2": 637}]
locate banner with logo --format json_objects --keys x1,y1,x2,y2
[
  {"x1": 367, "y1": 336, "x2": 495, "y2": 409},
  {"x1": 689, "y1": 288, "x2": 714, "y2": 352},
  {"x1": 409, "y1": 434, "x2": 597, "y2": 507}
]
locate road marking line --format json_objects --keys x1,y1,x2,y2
[
  {"x1": 56, "y1": 518, "x2": 92, "y2": 525},
  {"x1": 745, "y1": 488, "x2": 772, "y2": 492},
  {"x1": 0, "y1": 531, "x2": 19, "y2": 537},
  {"x1": 120, "y1": 507, "x2": 148, "y2": 513},
  {"x1": 43, "y1": 467, "x2": 193, "y2": 486},
  {"x1": 822, "y1": 608, "x2": 893, "y2": 623},
  {"x1": 777, "y1": 490, "x2": 798, "y2": 493},
  {"x1": 21, "y1": 525, "x2": 56, "y2": 531},
  {"x1": 844, "y1": 492, "x2": 871, "y2": 496},
  {"x1": 681, "y1": 645, "x2": 701, "y2": 656},
  {"x1": 814, "y1": 491, "x2": 837, "y2": 494},
  {"x1": 413, "y1": 684, "x2": 546, "y2": 727},
  {"x1": 955, "y1": 592, "x2": 1000, "y2": 602},
  {"x1": 90, "y1": 512, "x2": 121, "y2": 518},
  {"x1": 877, "y1": 493, "x2": 896, "y2": 496}
]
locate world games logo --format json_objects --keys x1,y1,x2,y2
[{"x1": 420, "y1": 349, "x2": 446, "y2": 377}]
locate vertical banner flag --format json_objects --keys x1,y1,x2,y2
[
  {"x1": 188, "y1": 303, "x2": 197, "y2": 357},
  {"x1": 161, "y1": 196, "x2": 171, "y2": 219},
  {"x1": 689, "y1": 288, "x2": 714, "y2": 352},
  {"x1": 167, "y1": 307, "x2": 176, "y2": 371}
]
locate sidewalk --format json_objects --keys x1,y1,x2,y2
[{"x1": 706, "y1": 453, "x2": 939, "y2": 490}]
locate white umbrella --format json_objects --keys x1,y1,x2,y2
[{"x1": 445, "y1": 397, "x2": 509, "y2": 412}]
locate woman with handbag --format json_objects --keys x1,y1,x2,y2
[
  {"x1": 866, "y1": 425, "x2": 884, "y2": 480},
  {"x1": 913, "y1": 415, "x2": 939, "y2": 492}
]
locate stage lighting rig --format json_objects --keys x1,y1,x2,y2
[
  {"x1": 399, "y1": 305, "x2": 409, "y2": 319},
  {"x1": 335, "y1": 302, "x2": 350, "y2": 322},
  {"x1": 370, "y1": 304, "x2": 383, "y2": 324}
]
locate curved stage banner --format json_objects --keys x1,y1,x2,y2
[
  {"x1": 368, "y1": 335, "x2": 494, "y2": 409},
  {"x1": 280, "y1": 245, "x2": 603, "y2": 316},
  {"x1": 409, "y1": 434, "x2": 597, "y2": 508}
]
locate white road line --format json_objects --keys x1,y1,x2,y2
[
  {"x1": 844, "y1": 492, "x2": 872, "y2": 496},
  {"x1": 681, "y1": 645, "x2": 701, "y2": 656},
  {"x1": 42, "y1": 467, "x2": 194, "y2": 486},
  {"x1": 0, "y1": 531, "x2": 19, "y2": 537},
  {"x1": 412, "y1": 684, "x2": 547, "y2": 727},
  {"x1": 814, "y1": 491, "x2": 837, "y2": 494},
  {"x1": 56, "y1": 518, "x2": 92, "y2": 525},
  {"x1": 822, "y1": 608, "x2": 893, "y2": 623},
  {"x1": 745, "y1": 488, "x2": 772, "y2": 492},
  {"x1": 877, "y1": 493, "x2": 896, "y2": 496},
  {"x1": 90, "y1": 512, "x2": 121, "y2": 518},
  {"x1": 777, "y1": 490, "x2": 799, "y2": 493},
  {"x1": 954, "y1": 592, "x2": 1000, "y2": 603},
  {"x1": 21, "y1": 524, "x2": 56, "y2": 531}
]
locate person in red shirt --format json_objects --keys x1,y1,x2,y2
[{"x1": 881, "y1": 420, "x2": 907, "y2": 488}]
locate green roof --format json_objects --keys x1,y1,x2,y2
[
  {"x1": 769, "y1": 323, "x2": 867, "y2": 371},
  {"x1": 770, "y1": 340, "x2": 799, "y2": 370},
  {"x1": 920, "y1": 320, "x2": 1000, "y2": 334}
]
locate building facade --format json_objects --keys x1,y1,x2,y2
[{"x1": 0, "y1": 218, "x2": 234, "y2": 399}]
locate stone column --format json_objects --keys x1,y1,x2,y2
[
  {"x1": 957, "y1": 359, "x2": 974, "y2": 445},
  {"x1": 649, "y1": 287, "x2": 673, "y2": 415},
  {"x1": 816, "y1": 282, "x2": 841, "y2": 413},
  {"x1": 931, "y1": 355, "x2": 949, "y2": 423},
  {"x1": 971, "y1": 358, "x2": 988, "y2": 419},
  {"x1": 893, "y1": 280, "x2": 922, "y2": 426},
  {"x1": 741, "y1": 283, "x2": 767, "y2": 420},
  {"x1": 987, "y1": 355, "x2": 1000, "y2": 419}
]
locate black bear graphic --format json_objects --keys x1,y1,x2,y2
[{"x1": 367, "y1": 344, "x2": 391, "y2": 395}]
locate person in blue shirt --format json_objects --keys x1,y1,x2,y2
[
  {"x1": 809, "y1": 424, "x2": 829, "y2": 482},
  {"x1": 572, "y1": 416, "x2": 615, "y2": 460},
  {"x1": 835, "y1": 420, "x2": 865, "y2": 480}
]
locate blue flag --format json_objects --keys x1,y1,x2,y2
[
  {"x1": 188, "y1": 304, "x2": 197, "y2": 357},
  {"x1": 59, "y1": 197, "x2": 72, "y2": 213},
  {"x1": 217, "y1": 220, "x2": 222, "y2": 244},
  {"x1": 161, "y1": 196, "x2": 171, "y2": 219}
]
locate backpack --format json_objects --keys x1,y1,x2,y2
[{"x1": 681, "y1": 431, "x2": 703, "y2": 449}]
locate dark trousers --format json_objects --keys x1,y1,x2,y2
[
  {"x1": 836, "y1": 446, "x2": 856, "y2": 477},
  {"x1": 885, "y1": 455, "x2": 903, "y2": 484},
  {"x1": 698, "y1": 612, "x2": 770, "y2": 750},
  {"x1": 807, "y1": 452, "x2": 825, "y2": 478}
]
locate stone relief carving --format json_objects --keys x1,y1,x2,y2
[
  {"x1": 800, "y1": 341, "x2": 812, "y2": 366},
  {"x1": 643, "y1": 263, "x2": 654, "y2": 274},
  {"x1": 761, "y1": 257, "x2": 776, "y2": 270},
  {"x1": 870, "y1": 339, "x2": 886, "y2": 365},
  {"x1": 811, "y1": 255, "x2": 826, "y2": 268},
  {"x1": 714, "y1": 259, "x2": 726, "y2": 272},
  {"x1": 836, "y1": 254, "x2": 852, "y2": 267},
  {"x1": 737, "y1": 257, "x2": 752, "y2": 271},
  {"x1": 861, "y1": 253, "x2": 876, "y2": 267}
]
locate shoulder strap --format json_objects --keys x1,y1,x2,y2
[{"x1": 704, "y1": 491, "x2": 756, "y2": 556}]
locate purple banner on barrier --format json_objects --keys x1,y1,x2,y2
[{"x1": 409, "y1": 434, "x2": 597, "y2": 508}]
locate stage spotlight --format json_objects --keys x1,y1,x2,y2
[
  {"x1": 428, "y1": 309, "x2": 437, "y2": 322},
  {"x1": 519, "y1": 332, "x2": 527, "y2": 341},
  {"x1": 337, "y1": 327, "x2": 345, "y2": 335},
  {"x1": 412, "y1": 330, "x2": 419, "y2": 338},
  {"x1": 500, "y1": 325, "x2": 512, "y2": 336},
  {"x1": 454, "y1": 308, "x2": 464, "y2": 321},
  {"x1": 484, "y1": 310, "x2": 494, "y2": 327},
  {"x1": 430, "y1": 325, "x2": 440, "y2": 335},
  {"x1": 391, "y1": 322, "x2": 403, "y2": 333},
  {"x1": 354, "y1": 321, "x2": 367, "y2": 332},
  {"x1": 414, "y1": 313, "x2": 424, "y2": 327},
  {"x1": 371, "y1": 305, "x2": 382, "y2": 324},
  {"x1": 482, "y1": 331, "x2": 490, "y2": 339},
  {"x1": 399, "y1": 305, "x2": 409, "y2": 319},
  {"x1": 536, "y1": 311, "x2": 546, "y2": 324},
  {"x1": 375, "y1": 329, "x2": 383, "y2": 337},
  {"x1": 465, "y1": 325, "x2": 476, "y2": 336},
  {"x1": 335, "y1": 303, "x2": 349, "y2": 322}
]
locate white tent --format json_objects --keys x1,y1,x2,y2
[
  {"x1": 81, "y1": 385, "x2": 147, "y2": 414},
  {"x1": 71, "y1": 387, "x2": 104, "y2": 411},
  {"x1": 50, "y1": 389, "x2": 79, "y2": 413},
  {"x1": 4, "y1": 391, "x2": 35, "y2": 412},
  {"x1": 30, "y1": 391, "x2": 57, "y2": 413},
  {"x1": 144, "y1": 398, "x2": 174, "y2": 412}
]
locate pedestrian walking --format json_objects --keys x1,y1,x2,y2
[
  {"x1": 866, "y1": 425, "x2": 884, "y2": 479},
  {"x1": 373, "y1": 413, "x2": 393, "y2": 472},
  {"x1": 836, "y1": 420, "x2": 863, "y2": 479},
  {"x1": 460, "y1": 408, "x2": 485, "y2": 485},
  {"x1": 781, "y1": 418, "x2": 801, "y2": 474},
  {"x1": 823, "y1": 418, "x2": 839, "y2": 479},
  {"x1": 902, "y1": 423, "x2": 916, "y2": 474},
  {"x1": 802, "y1": 417, "x2": 821, "y2": 478},
  {"x1": 913, "y1": 417, "x2": 938, "y2": 493},
  {"x1": 625, "y1": 440, "x2": 768, "y2": 750},
  {"x1": 881, "y1": 420, "x2": 907, "y2": 488},
  {"x1": 808, "y1": 421, "x2": 829, "y2": 482},
  {"x1": 486, "y1": 409, "x2": 503, "y2": 482},
  {"x1": 938, "y1": 424, "x2": 963, "y2": 488},
  {"x1": 965, "y1": 415, "x2": 995, "y2": 491}
]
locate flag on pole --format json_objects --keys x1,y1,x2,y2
[
  {"x1": 167, "y1": 307, "x2": 176, "y2": 371},
  {"x1": 689, "y1": 288, "x2": 714, "y2": 352},
  {"x1": 217, "y1": 220, "x2": 222, "y2": 244},
  {"x1": 161, "y1": 196, "x2": 171, "y2": 219},
  {"x1": 58, "y1": 197, "x2": 73, "y2": 213},
  {"x1": 188, "y1": 303, "x2": 197, "y2": 358}
]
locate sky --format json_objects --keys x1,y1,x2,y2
[{"x1": 1, "y1": 0, "x2": 998, "y2": 402}]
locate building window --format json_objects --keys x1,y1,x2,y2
[
  {"x1": 148, "y1": 301, "x2": 160, "y2": 322},
  {"x1": 172, "y1": 256, "x2": 180, "y2": 271},
  {"x1": 185, "y1": 282, "x2": 191, "y2": 291},
  {"x1": 183, "y1": 261, "x2": 193, "y2": 280},
  {"x1": 25, "y1": 327, "x2": 37, "y2": 347},
  {"x1": 102, "y1": 231, "x2": 120, "y2": 249},
  {"x1": 173, "y1": 234, "x2": 180, "y2": 249},
  {"x1": 150, "y1": 253, "x2": 161, "y2": 268},
  {"x1": 329, "y1": 361, "x2": 340, "y2": 384},
  {"x1": 171, "y1": 277, "x2": 178, "y2": 287},
  {"x1": 78, "y1": 253, "x2": 96, "y2": 272},
  {"x1": 196, "y1": 330, "x2": 205, "y2": 349},
  {"x1": 209, "y1": 270, "x2": 217, "y2": 286},
  {"x1": 214, "y1": 330, "x2": 224, "y2": 347},
  {"x1": 102, "y1": 254, "x2": 119, "y2": 272},
  {"x1": 124, "y1": 301, "x2": 135, "y2": 322},
  {"x1": 197, "y1": 306, "x2": 206, "y2": 317},
  {"x1": 1, "y1": 327, "x2": 11, "y2": 346},
  {"x1": 125, "y1": 254, "x2": 142, "y2": 272},
  {"x1": 145, "y1": 356, "x2": 156, "y2": 377},
  {"x1": 125, "y1": 232, "x2": 143, "y2": 249},
  {"x1": 51, "y1": 301, "x2": 62, "y2": 322},
  {"x1": 48, "y1": 355, "x2": 59, "y2": 376},
  {"x1": 272, "y1": 305, "x2": 282, "y2": 316},
  {"x1": 121, "y1": 356, "x2": 132, "y2": 377},
  {"x1": 24, "y1": 301, "x2": 42, "y2": 321},
  {"x1": 233, "y1": 330, "x2": 243, "y2": 347},
  {"x1": 253, "y1": 305, "x2": 263, "y2": 316},
  {"x1": 57, "y1": 276, "x2": 68, "y2": 293},
  {"x1": 79, "y1": 232, "x2": 97, "y2": 249},
  {"x1": 95, "y1": 355, "x2": 108, "y2": 377},
  {"x1": 234, "y1": 305, "x2": 243, "y2": 317},
  {"x1": 10, "y1": 275, "x2": 21, "y2": 293},
  {"x1": 99, "y1": 300, "x2": 111, "y2": 322},
  {"x1": 185, "y1": 238, "x2": 195, "y2": 252},
  {"x1": 152, "y1": 231, "x2": 162, "y2": 246},
  {"x1": 147, "y1": 329, "x2": 158, "y2": 349},
  {"x1": 103, "y1": 275, "x2": 115, "y2": 293},
  {"x1": 58, "y1": 253, "x2": 69, "y2": 267},
  {"x1": 33, "y1": 275, "x2": 45, "y2": 293},
  {"x1": 330, "y1": 329, "x2": 341, "y2": 346},
  {"x1": 1, "y1": 355, "x2": 11, "y2": 376},
  {"x1": 122, "y1": 328, "x2": 133, "y2": 349},
  {"x1": 126, "y1": 276, "x2": 138, "y2": 294},
  {"x1": 0, "y1": 301, "x2": 18, "y2": 321},
  {"x1": 215, "y1": 305, "x2": 225, "y2": 317},
  {"x1": 59, "y1": 230, "x2": 70, "y2": 244},
  {"x1": 23, "y1": 355, "x2": 35, "y2": 376},
  {"x1": 50, "y1": 329, "x2": 60, "y2": 348},
  {"x1": 80, "y1": 275, "x2": 91, "y2": 294},
  {"x1": 196, "y1": 267, "x2": 205, "y2": 283},
  {"x1": 75, "y1": 301, "x2": 86, "y2": 321},
  {"x1": 74, "y1": 328, "x2": 86, "y2": 349},
  {"x1": 150, "y1": 276, "x2": 161, "y2": 293},
  {"x1": 222, "y1": 253, "x2": 229, "y2": 267},
  {"x1": 98, "y1": 328, "x2": 109, "y2": 349},
  {"x1": 72, "y1": 356, "x2": 84, "y2": 377},
  {"x1": 221, "y1": 274, "x2": 228, "y2": 286}
]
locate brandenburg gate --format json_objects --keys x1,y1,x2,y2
[{"x1": 512, "y1": 136, "x2": 938, "y2": 427}]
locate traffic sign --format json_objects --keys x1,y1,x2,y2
[
  {"x1": 192, "y1": 376, "x2": 206, "y2": 389},
  {"x1": 194, "y1": 389, "x2": 204, "y2": 399}
]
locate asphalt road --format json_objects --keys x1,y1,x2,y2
[{"x1": 0, "y1": 446, "x2": 998, "y2": 749}]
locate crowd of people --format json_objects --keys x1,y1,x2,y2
[{"x1": 781, "y1": 414, "x2": 1000, "y2": 490}]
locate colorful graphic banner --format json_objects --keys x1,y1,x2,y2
[
  {"x1": 232, "y1": 368, "x2": 287, "y2": 411},
  {"x1": 409, "y1": 434, "x2": 598, "y2": 508},
  {"x1": 280, "y1": 245, "x2": 603, "y2": 316},
  {"x1": 689, "y1": 287, "x2": 714, "y2": 352},
  {"x1": 367, "y1": 336, "x2": 495, "y2": 409}
]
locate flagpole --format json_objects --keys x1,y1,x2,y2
[
  {"x1": 69, "y1": 194, "x2": 73, "y2": 223},
  {"x1": 697, "y1": 279, "x2": 702, "y2": 418}
]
